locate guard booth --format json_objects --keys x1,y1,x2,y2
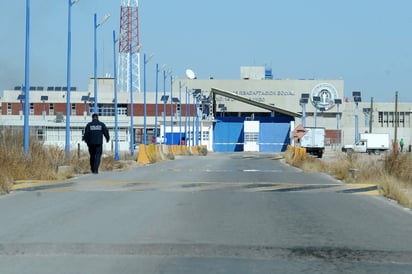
[
  {"x1": 244, "y1": 120, "x2": 259, "y2": 152},
  {"x1": 210, "y1": 88, "x2": 301, "y2": 153}
]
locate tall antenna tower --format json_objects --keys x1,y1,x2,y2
[{"x1": 118, "y1": 0, "x2": 140, "y2": 93}]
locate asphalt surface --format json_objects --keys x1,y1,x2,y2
[{"x1": 1, "y1": 152, "x2": 412, "y2": 273}]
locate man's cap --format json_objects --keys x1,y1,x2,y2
[{"x1": 92, "y1": 113, "x2": 98, "y2": 119}]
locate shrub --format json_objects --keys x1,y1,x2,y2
[
  {"x1": 0, "y1": 128, "x2": 127, "y2": 194},
  {"x1": 166, "y1": 153, "x2": 175, "y2": 160},
  {"x1": 285, "y1": 147, "x2": 412, "y2": 208},
  {"x1": 198, "y1": 146, "x2": 208, "y2": 156}
]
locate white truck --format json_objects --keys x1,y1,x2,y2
[
  {"x1": 342, "y1": 133, "x2": 390, "y2": 155},
  {"x1": 300, "y1": 127, "x2": 325, "y2": 158}
]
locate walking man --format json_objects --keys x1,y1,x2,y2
[{"x1": 83, "y1": 114, "x2": 110, "y2": 174}]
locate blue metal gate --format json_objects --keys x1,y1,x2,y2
[
  {"x1": 259, "y1": 123, "x2": 290, "y2": 152},
  {"x1": 213, "y1": 116, "x2": 292, "y2": 152},
  {"x1": 213, "y1": 117, "x2": 244, "y2": 152}
]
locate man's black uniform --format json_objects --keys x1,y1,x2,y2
[{"x1": 83, "y1": 114, "x2": 110, "y2": 174}]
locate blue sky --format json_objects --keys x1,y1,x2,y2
[{"x1": 1, "y1": 0, "x2": 412, "y2": 102}]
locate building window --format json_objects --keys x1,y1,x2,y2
[
  {"x1": 378, "y1": 111, "x2": 408, "y2": 128},
  {"x1": 36, "y1": 128, "x2": 45, "y2": 141},
  {"x1": 202, "y1": 130, "x2": 209, "y2": 141},
  {"x1": 7, "y1": 103, "x2": 12, "y2": 115},
  {"x1": 398, "y1": 112, "x2": 405, "y2": 127},
  {"x1": 406, "y1": 112, "x2": 411, "y2": 128},
  {"x1": 71, "y1": 103, "x2": 76, "y2": 115},
  {"x1": 30, "y1": 103, "x2": 34, "y2": 115},
  {"x1": 245, "y1": 132, "x2": 259, "y2": 142},
  {"x1": 99, "y1": 104, "x2": 114, "y2": 116},
  {"x1": 378, "y1": 112, "x2": 383, "y2": 127},
  {"x1": 389, "y1": 112, "x2": 394, "y2": 127},
  {"x1": 118, "y1": 105, "x2": 127, "y2": 116},
  {"x1": 383, "y1": 112, "x2": 388, "y2": 127},
  {"x1": 49, "y1": 103, "x2": 54, "y2": 116}
]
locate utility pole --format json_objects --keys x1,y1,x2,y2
[
  {"x1": 369, "y1": 97, "x2": 373, "y2": 133},
  {"x1": 394, "y1": 91, "x2": 398, "y2": 151}
]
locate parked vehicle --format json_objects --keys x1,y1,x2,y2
[
  {"x1": 300, "y1": 127, "x2": 325, "y2": 158},
  {"x1": 342, "y1": 133, "x2": 390, "y2": 155}
]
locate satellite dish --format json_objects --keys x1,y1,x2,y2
[{"x1": 185, "y1": 69, "x2": 196, "y2": 79}]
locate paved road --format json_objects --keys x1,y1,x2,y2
[{"x1": 1, "y1": 152, "x2": 412, "y2": 273}]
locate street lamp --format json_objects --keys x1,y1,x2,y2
[
  {"x1": 66, "y1": 0, "x2": 80, "y2": 161},
  {"x1": 113, "y1": 30, "x2": 119, "y2": 160},
  {"x1": 93, "y1": 13, "x2": 110, "y2": 114},
  {"x1": 154, "y1": 64, "x2": 166, "y2": 144},
  {"x1": 81, "y1": 95, "x2": 89, "y2": 118},
  {"x1": 171, "y1": 97, "x2": 180, "y2": 145},
  {"x1": 17, "y1": 94, "x2": 25, "y2": 115},
  {"x1": 192, "y1": 89, "x2": 201, "y2": 146},
  {"x1": 162, "y1": 69, "x2": 172, "y2": 144},
  {"x1": 23, "y1": 0, "x2": 30, "y2": 159},
  {"x1": 185, "y1": 87, "x2": 189, "y2": 146},
  {"x1": 143, "y1": 53, "x2": 154, "y2": 145},
  {"x1": 334, "y1": 98, "x2": 342, "y2": 149},
  {"x1": 41, "y1": 95, "x2": 48, "y2": 120},
  {"x1": 300, "y1": 93, "x2": 309, "y2": 127},
  {"x1": 170, "y1": 75, "x2": 174, "y2": 144},
  {"x1": 353, "y1": 91, "x2": 362, "y2": 143},
  {"x1": 313, "y1": 96, "x2": 320, "y2": 127},
  {"x1": 178, "y1": 81, "x2": 184, "y2": 146},
  {"x1": 160, "y1": 95, "x2": 169, "y2": 144},
  {"x1": 129, "y1": 43, "x2": 134, "y2": 155}
]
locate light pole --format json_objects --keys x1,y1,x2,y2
[
  {"x1": 143, "y1": 53, "x2": 154, "y2": 145},
  {"x1": 300, "y1": 93, "x2": 309, "y2": 127},
  {"x1": 171, "y1": 97, "x2": 180, "y2": 145},
  {"x1": 129, "y1": 43, "x2": 134, "y2": 155},
  {"x1": 162, "y1": 69, "x2": 172, "y2": 144},
  {"x1": 334, "y1": 98, "x2": 342, "y2": 149},
  {"x1": 170, "y1": 75, "x2": 174, "y2": 144},
  {"x1": 313, "y1": 96, "x2": 320, "y2": 127},
  {"x1": 24, "y1": 0, "x2": 30, "y2": 159},
  {"x1": 188, "y1": 89, "x2": 193, "y2": 146},
  {"x1": 81, "y1": 96, "x2": 89, "y2": 118},
  {"x1": 195, "y1": 96, "x2": 199, "y2": 146},
  {"x1": 41, "y1": 96, "x2": 48, "y2": 120},
  {"x1": 192, "y1": 89, "x2": 201, "y2": 146},
  {"x1": 66, "y1": 0, "x2": 80, "y2": 161},
  {"x1": 113, "y1": 30, "x2": 119, "y2": 160},
  {"x1": 179, "y1": 81, "x2": 183, "y2": 146},
  {"x1": 353, "y1": 91, "x2": 362, "y2": 143},
  {"x1": 154, "y1": 64, "x2": 166, "y2": 144},
  {"x1": 93, "y1": 13, "x2": 110, "y2": 114},
  {"x1": 185, "y1": 87, "x2": 189, "y2": 146},
  {"x1": 163, "y1": 70, "x2": 167, "y2": 144}
]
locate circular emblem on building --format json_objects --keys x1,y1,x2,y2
[{"x1": 310, "y1": 83, "x2": 338, "y2": 111}]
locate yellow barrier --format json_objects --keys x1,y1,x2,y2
[
  {"x1": 155, "y1": 144, "x2": 165, "y2": 160},
  {"x1": 146, "y1": 144, "x2": 161, "y2": 163},
  {"x1": 290, "y1": 145, "x2": 306, "y2": 161},
  {"x1": 137, "y1": 144, "x2": 150, "y2": 164},
  {"x1": 181, "y1": 145, "x2": 189, "y2": 155},
  {"x1": 191, "y1": 146, "x2": 199, "y2": 155},
  {"x1": 139, "y1": 144, "x2": 208, "y2": 164}
]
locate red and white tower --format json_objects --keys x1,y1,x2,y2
[{"x1": 118, "y1": 0, "x2": 140, "y2": 93}]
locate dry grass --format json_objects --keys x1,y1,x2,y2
[
  {"x1": 0, "y1": 128, "x2": 129, "y2": 194},
  {"x1": 285, "y1": 148, "x2": 412, "y2": 208}
]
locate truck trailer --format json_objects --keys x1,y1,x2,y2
[
  {"x1": 299, "y1": 127, "x2": 325, "y2": 158},
  {"x1": 342, "y1": 133, "x2": 390, "y2": 155}
]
